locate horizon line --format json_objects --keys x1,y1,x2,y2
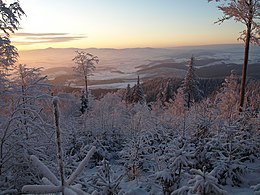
[{"x1": 18, "y1": 43, "x2": 245, "y2": 52}]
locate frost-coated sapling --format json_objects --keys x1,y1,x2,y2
[
  {"x1": 90, "y1": 159, "x2": 124, "y2": 195},
  {"x1": 188, "y1": 167, "x2": 227, "y2": 195},
  {"x1": 182, "y1": 56, "x2": 202, "y2": 109},
  {"x1": 172, "y1": 166, "x2": 227, "y2": 195},
  {"x1": 120, "y1": 137, "x2": 145, "y2": 180},
  {"x1": 252, "y1": 183, "x2": 260, "y2": 195},
  {"x1": 0, "y1": 64, "x2": 52, "y2": 191},
  {"x1": 152, "y1": 169, "x2": 175, "y2": 195},
  {"x1": 168, "y1": 142, "x2": 194, "y2": 178}
]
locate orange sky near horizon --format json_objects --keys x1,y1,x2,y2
[{"x1": 9, "y1": 0, "x2": 245, "y2": 51}]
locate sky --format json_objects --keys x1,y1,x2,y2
[{"x1": 9, "y1": 0, "x2": 244, "y2": 51}]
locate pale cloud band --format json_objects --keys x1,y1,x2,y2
[{"x1": 12, "y1": 32, "x2": 87, "y2": 45}]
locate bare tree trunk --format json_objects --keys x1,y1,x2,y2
[
  {"x1": 53, "y1": 98, "x2": 65, "y2": 195},
  {"x1": 239, "y1": 15, "x2": 252, "y2": 112},
  {"x1": 84, "y1": 75, "x2": 88, "y2": 99},
  {"x1": 84, "y1": 73, "x2": 89, "y2": 112}
]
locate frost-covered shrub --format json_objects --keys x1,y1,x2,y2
[
  {"x1": 168, "y1": 142, "x2": 194, "y2": 178},
  {"x1": 172, "y1": 167, "x2": 227, "y2": 195},
  {"x1": 120, "y1": 136, "x2": 148, "y2": 180},
  {"x1": 90, "y1": 159, "x2": 124, "y2": 195},
  {"x1": 211, "y1": 124, "x2": 247, "y2": 186},
  {"x1": 154, "y1": 140, "x2": 195, "y2": 193},
  {"x1": 193, "y1": 138, "x2": 214, "y2": 170},
  {"x1": 212, "y1": 159, "x2": 246, "y2": 186},
  {"x1": 188, "y1": 167, "x2": 227, "y2": 195},
  {"x1": 251, "y1": 183, "x2": 260, "y2": 195},
  {"x1": 152, "y1": 169, "x2": 175, "y2": 195}
]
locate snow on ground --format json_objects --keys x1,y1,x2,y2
[
  {"x1": 80, "y1": 158, "x2": 260, "y2": 194},
  {"x1": 222, "y1": 158, "x2": 260, "y2": 195}
]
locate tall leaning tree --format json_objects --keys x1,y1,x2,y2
[
  {"x1": 73, "y1": 51, "x2": 99, "y2": 113},
  {"x1": 209, "y1": 0, "x2": 260, "y2": 112}
]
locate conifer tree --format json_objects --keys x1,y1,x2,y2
[
  {"x1": 182, "y1": 56, "x2": 201, "y2": 109},
  {"x1": 163, "y1": 80, "x2": 174, "y2": 103},
  {"x1": 132, "y1": 76, "x2": 145, "y2": 104},
  {"x1": 215, "y1": 71, "x2": 240, "y2": 124},
  {"x1": 155, "y1": 83, "x2": 165, "y2": 108}
]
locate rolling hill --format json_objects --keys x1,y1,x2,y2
[{"x1": 17, "y1": 44, "x2": 260, "y2": 89}]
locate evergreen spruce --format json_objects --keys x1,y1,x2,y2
[
  {"x1": 132, "y1": 76, "x2": 145, "y2": 104},
  {"x1": 182, "y1": 56, "x2": 201, "y2": 109}
]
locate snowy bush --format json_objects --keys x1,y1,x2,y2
[
  {"x1": 172, "y1": 167, "x2": 227, "y2": 195},
  {"x1": 152, "y1": 169, "x2": 175, "y2": 195},
  {"x1": 251, "y1": 183, "x2": 260, "y2": 195},
  {"x1": 168, "y1": 141, "x2": 194, "y2": 188},
  {"x1": 90, "y1": 159, "x2": 124, "y2": 195},
  {"x1": 211, "y1": 124, "x2": 247, "y2": 186},
  {"x1": 120, "y1": 136, "x2": 148, "y2": 180}
]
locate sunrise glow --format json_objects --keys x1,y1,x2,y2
[{"x1": 10, "y1": 0, "x2": 244, "y2": 50}]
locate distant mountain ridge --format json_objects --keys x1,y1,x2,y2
[{"x1": 17, "y1": 44, "x2": 260, "y2": 88}]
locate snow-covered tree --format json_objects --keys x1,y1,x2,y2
[
  {"x1": 215, "y1": 71, "x2": 240, "y2": 124},
  {"x1": 209, "y1": 0, "x2": 260, "y2": 111},
  {"x1": 0, "y1": 70, "x2": 10, "y2": 99},
  {"x1": 0, "y1": 36, "x2": 18, "y2": 70},
  {"x1": 252, "y1": 183, "x2": 260, "y2": 195},
  {"x1": 73, "y1": 51, "x2": 99, "y2": 113},
  {"x1": 171, "y1": 87, "x2": 186, "y2": 117},
  {"x1": 120, "y1": 135, "x2": 148, "y2": 181},
  {"x1": 80, "y1": 90, "x2": 88, "y2": 114},
  {"x1": 0, "y1": 1, "x2": 25, "y2": 70},
  {"x1": 0, "y1": 65, "x2": 51, "y2": 191},
  {"x1": 245, "y1": 80, "x2": 260, "y2": 116},
  {"x1": 172, "y1": 167, "x2": 227, "y2": 195},
  {"x1": 182, "y1": 56, "x2": 201, "y2": 109},
  {"x1": 91, "y1": 159, "x2": 124, "y2": 194},
  {"x1": 132, "y1": 76, "x2": 145, "y2": 105},
  {"x1": 211, "y1": 123, "x2": 247, "y2": 186},
  {"x1": 162, "y1": 79, "x2": 174, "y2": 104},
  {"x1": 168, "y1": 142, "x2": 194, "y2": 189},
  {"x1": 85, "y1": 93, "x2": 129, "y2": 156},
  {"x1": 235, "y1": 106, "x2": 260, "y2": 160},
  {"x1": 152, "y1": 169, "x2": 175, "y2": 195}
]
